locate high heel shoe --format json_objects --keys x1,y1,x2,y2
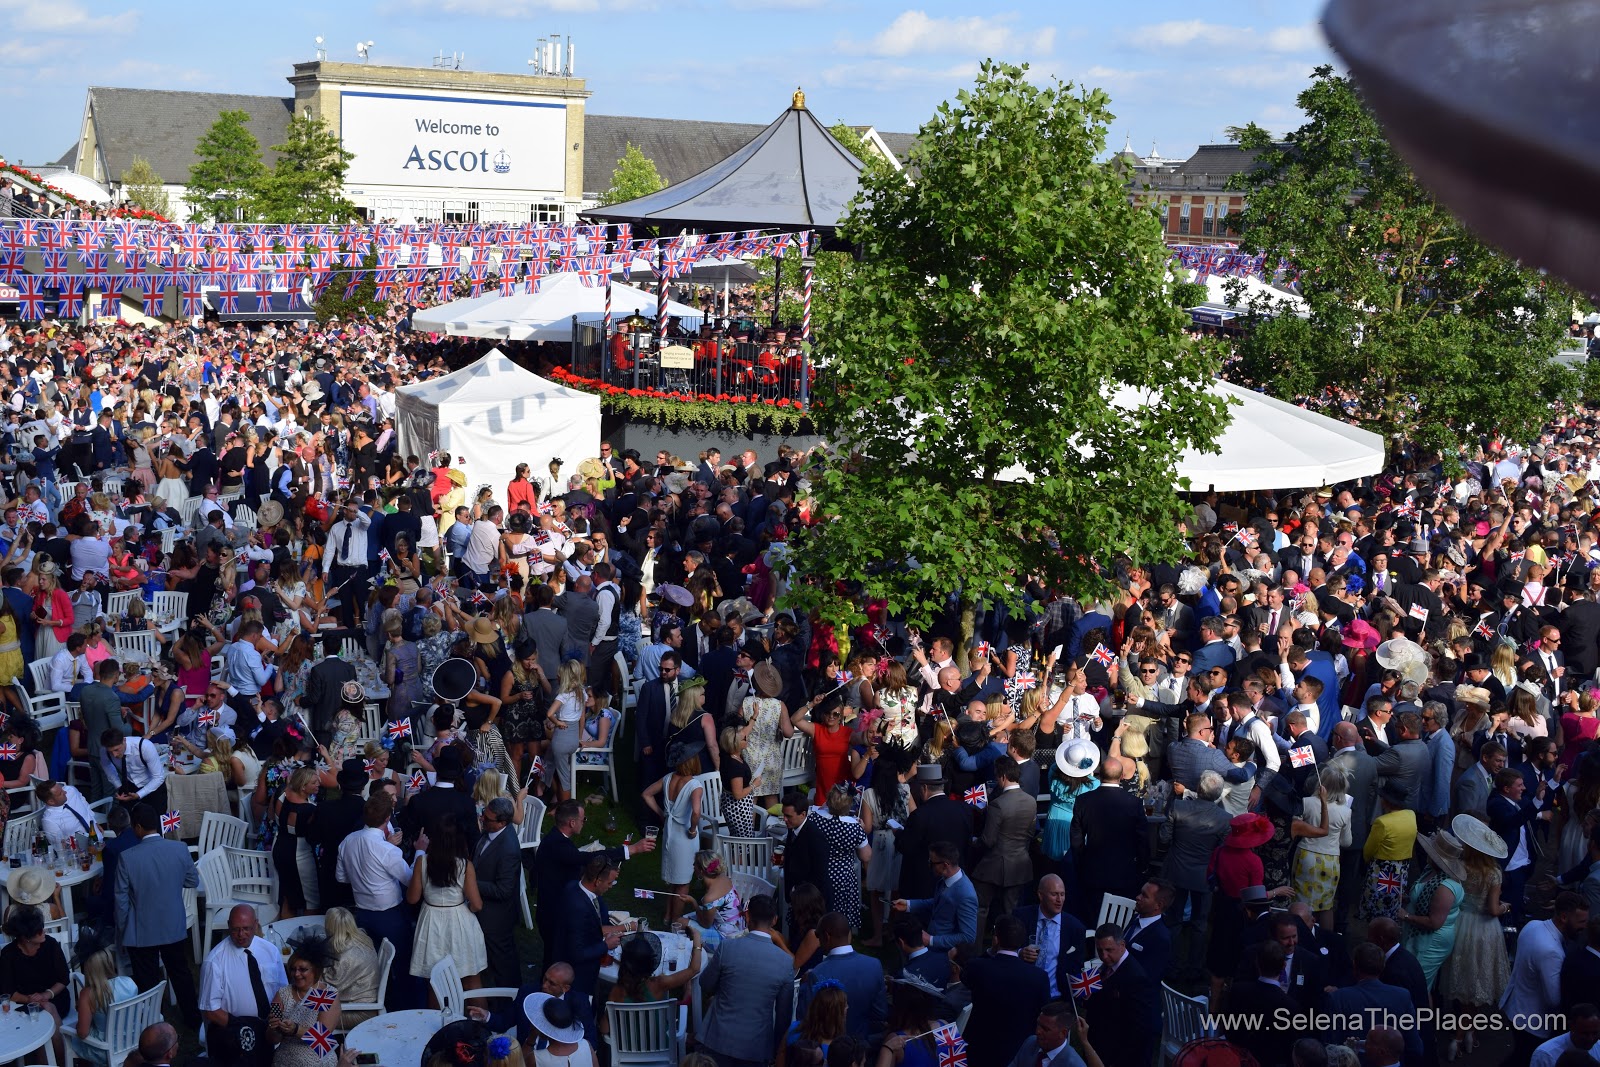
[{"x1": 1443, "y1": 1039, "x2": 1460, "y2": 1062}]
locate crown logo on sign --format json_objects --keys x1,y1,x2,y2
[{"x1": 493, "y1": 150, "x2": 511, "y2": 174}]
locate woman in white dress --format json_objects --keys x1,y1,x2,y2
[
  {"x1": 153, "y1": 445, "x2": 189, "y2": 514},
  {"x1": 406, "y1": 820, "x2": 487, "y2": 985},
  {"x1": 641, "y1": 757, "x2": 704, "y2": 925}
]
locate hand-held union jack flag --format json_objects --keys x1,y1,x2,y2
[
  {"x1": 161, "y1": 811, "x2": 182, "y2": 835},
  {"x1": 633, "y1": 888, "x2": 657, "y2": 900},
  {"x1": 934, "y1": 1026, "x2": 967, "y2": 1067},
  {"x1": 303, "y1": 988, "x2": 337, "y2": 1011},
  {"x1": 1069, "y1": 964, "x2": 1103, "y2": 1000},
  {"x1": 1012, "y1": 670, "x2": 1039, "y2": 691},
  {"x1": 386, "y1": 719, "x2": 412, "y2": 740},
  {"x1": 408, "y1": 770, "x2": 427, "y2": 792},
  {"x1": 836, "y1": 670, "x2": 854, "y2": 686},
  {"x1": 1089, "y1": 644, "x2": 1117, "y2": 668},
  {"x1": 197, "y1": 709, "x2": 219, "y2": 728},
  {"x1": 972, "y1": 641, "x2": 991, "y2": 661},
  {"x1": 0, "y1": 743, "x2": 19, "y2": 761},
  {"x1": 1289, "y1": 746, "x2": 1316, "y2": 769},
  {"x1": 302, "y1": 1023, "x2": 337, "y2": 1057},
  {"x1": 963, "y1": 784, "x2": 988, "y2": 809}
]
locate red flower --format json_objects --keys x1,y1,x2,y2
[
  {"x1": 903, "y1": 358, "x2": 915, "y2": 365},
  {"x1": 763, "y1": 398, "x2": 776, "y2": 406}
]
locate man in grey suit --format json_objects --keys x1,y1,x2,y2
[
  {"x1": 796, "y1": 913, "x2": 887, "y2": 1039},
  {"x1": 115, "y1": 803, "x2": 201, "y2": 1028},
  {"x1": 474, "y1": 797, "x2": 525, "y2": 989},
  {"x1": 1454, "y1": 737, "x2": 1505, "y2": 817},
  {"x1": 1008, "y1": 1000, "x2": 1094, "y2": 1067},
  {"x1": 1328, "y1": 720, "x2": 1378, "y2": 927},
  {"x1": 520, "y1": 583, "x2": 569, "y2": 680},
  {"x1": 554, "y1": 573, "x2": 599, "y2": 664},
  {"x1": 1160, "y1": 770, "x2": 1233, "y2": 975},
  {"x1": 972, "y1": 756, "x2": 1036, "y2": 936},
  {"x1": 698, "y1": 894, "x2": 794, "y2": 1067},
  {"x1": 894, "y1": 841, "x2": 980, "y2": 950},
  {"x1": 1374, "y1": 711, "x2": 1430, "y2": 810}
]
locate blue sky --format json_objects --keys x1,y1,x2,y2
[{"x1": 2, "y1": 0, "x2": 1334, "y2": 168}]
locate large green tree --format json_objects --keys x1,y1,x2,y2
[
  {"x1": 256, "y1": 114, "x2": 359, "y2": 223},
  {"x1": 1227, "y1": 66, "x2": 1578, "y2": 456},
  {"x1": 784, "y1": 61, "x2": 1226, "y2": 632},
  {"x1": 119, "y1": 156, "x2": 171, "y2": 218},
  {"x1": 184, "y1": 109, "x2": 265, "y2": 222},
  {"x1": 598, "y1": 143, "x2": 665, "y2": 207}
]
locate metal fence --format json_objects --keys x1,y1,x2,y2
[{"x1": 568, "y1": 317, "x2": 812, "y2": 408}]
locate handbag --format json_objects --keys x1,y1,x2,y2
[{"x1": 208, "y1": 1015, "x2": 270, "y2": 1065}]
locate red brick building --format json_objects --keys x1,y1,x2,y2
[{"x1": 1118, "y1": 141, "x2": 1280, "y2": 246}]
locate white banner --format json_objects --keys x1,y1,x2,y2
[{"x1": 340, "y1": 90, "x2": 567, "y2": 193}]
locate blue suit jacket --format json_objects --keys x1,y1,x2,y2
[
  {"x1": 1189, "y1": 640, "x2": 1236, "y2": 677},
  {"x1": 1321, "y1": 979, "x2": 1422, "y2": 1061},
  {"x1": 553, "y1": 881, "x2": 609, "y2": 996},
  {"x1": 797, "y1": 950, "x2": 886, "y2": 1040},
  {"x1": 1013, "y1": 904, "x2": 1086, "y2": 997},
  {"x1": 897, "y1": 948, "x2": 952, "y2": 990},
  {"x1": 1126, "y1": 916, "x2": 1173, "y2": 984},
  {"x1": 908, "y1": 872, "x2": 979, "y2": 950},
  {"x1": 115, "y1": 834, "x2": 199, "y2": 947}
]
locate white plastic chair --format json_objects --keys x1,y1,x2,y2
[
  {"x1": 24, "y1": 660, "x2": 69, "y2": 732},
  {"x1": 520, "y1": 865, "x2": 534, "y2": 931},
  {"x1": 340, "y1": 637, "x2": 364, "y2": 661},
  {"x1": 614, "y1": 650, "x2": 635, "y2": 711},
  {"x1": 3, "y1": 810, "x2": 40, "y2": 858},
  {"x1": 106, "y1": 591, "x2": 139, "y2": 617},
  {"x1": 233, "y1": 504, "x2": 257, "y2": 530},
  {"x1": 731, "y1": 872, "x2": 776, "y2": 915},
  {"x1": 519, "y1": 794, "x2": 546, "y2": 853},
  {"x1": 1098, "y1": 893, "x2": 1136, "y2": 932},
  {"x1": 779, "y1": 734, "x2": 813, "y2": 791},
  {"x1": 187, "y1": 811, "x2": 247, "y2": 863},
  {"x1": 604, "y1": 999, "x2": 687, "y2": 1067},
  {"x1": 692, "y1": 771, "x2": 723, "y2": 842},
  {"x1": 43, "y1": 915, "x2": 74, "y2": 953},
  {"x1": 572, "y1": 713, "x2": 621, "y2": 802},
  {"x1": 715, "y1": 834, "x2": 773, "y2": 880},
  {"x1": 152, "y1": 590, "x2": 188, "y2": 621},
  {"x1": 159, "y1": 527, "x2": 179, "y2": 557},
  {"x1": 428, "y1": 957, "x2": 519, "y2": 1022},
  {"x1": 112, "y1": 629, "x2": 161, "y2": 666},
  {"x1": 195, "y1": 849, "x2": 279, "y2": 960},
  {"x1": 337, "y1": 937, "x2": 395, "y2": 1029},
  {"x1": 1160, "y1": 983, "x2": 1213, "y2": 1062},
  {"x1": 178, "y1": 497, "x2": 201, "y2": 528},
  {"x1": 62, "y1": 978, "x2": 165, "y2": 1067}
]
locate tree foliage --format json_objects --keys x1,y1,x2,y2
[
  {"x1": 598, "y1": 143, "x2": 665, "y2": 207},
  {"x1": 784, "y1": 61, "x2": 1226, "y2": 632},
  {"x1": 185, "y1": 110, "x2": 266, "y2": 222},
  {"x1": 1227, "y1": 66, "x2": 1579, "y2": 457},
  {"x1": 119, "y1": 157, "x2": 171, "y2": 218},
  {"x1": 257, "y1": 114, "x2": 359, "y2": 224}
]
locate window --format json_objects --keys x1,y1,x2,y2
[
  {"x1": 1159, "y1": 200, "x2": 1169, "y2": 229},
  {"x1": 1178, "y1": 200, "x2": 1190, "y2": 235},
  {"x1": 531, "y1": 202, "x2": 563, "y2": 225},
  {"x1": 1203, "y1": 201, "x2": 1216, "y2": 236}
]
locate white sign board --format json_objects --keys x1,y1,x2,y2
[{"x1": 340, "y1": 91, "x2": 567, "y2": 193}]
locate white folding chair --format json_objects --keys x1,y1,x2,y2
[
  {"x1": 1098, "y1": 893, "x2": 1136, "y2": 932},
  {"x1": 730, "y1": 872, "x2": 776, "y2": 915},
  {"x1": 233, "y1": 504, "x2": 257, "y2": 530},
  {"x1": 519, "y1": 794, "x2": 545, "y2": 853},
  {"x1": 692, "y1": 771, "x2": 724, "y2": 843},
  {"x1": 187, "y1": 811, "x2": 247, "y2": 862},
  {"x1": 153, "y1": 590, "x2": 188, "y2": 621},
  {"x1": 112, "y1": 629, "x2": 161, "y2": 666},
  {"x1": 362, "y1": 702, "x2": 384, "y2": 740},
  {"x1": 24, "y1": 660, "x2": 69, "y2": 732},
  {"x1": 604, "y1": 1000, "x2": 686, "y2": 1067},
  {"x1": 62, "y1": 979, "x2": 165, "y2": 1067},
  {"x1": 429, "y1": 957, "x2": 519, "y2": 1022},
  {"x1": 340, "y1": 637, "x2": 365, "y2": 661},
  {"x1": 572, "y1": 718, "x2": 620, "y2": 802},
  {"x1": 195, "y1": 849, "x2": 279, "y2": 961},
  {"x1": 520, "y1": 865, "x2": 534, "y2": 931},
  {"x1": 178, "y1": 497, "x2": 201, "y2": 528},
  {"x1": 1160, "y1": 983, "x2": 1213, "y2": 1062},
  {"x1": 715, "y1": 834, "x2": 773, "y2": 880},
  {"x1": 779, "y1": 734, "x2": 813, "y2": 791},
  {"x1": 3, "y1": 810, "x2": 39, "y2": 858},
  {"x1": 43, "y1": 915, "x2": 74, "y2": 954},
  {"x1": 159, "y1": 527, "x2": 179, "y2": 557},
  {"x1": 106, "y1": 591, "x2": 140, "y2": 617},
  {"x1": 337, "y1": 937, "x2": 396, "y2": 1029},
  {"x1": 614, "y1": 650, "x2": 636, "y2": 711}
]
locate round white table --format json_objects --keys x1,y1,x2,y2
[
  {"x1": 599, "y1": 930, "x2": 694, "y2": 984},
  {"x1": 346, "y1": 1008, "x2": 453, "y2": 1065},
  {"x1": 0, "y1": 1004, "x2": 57, "y2": 1063},
  {"x1": 0, "y1": 859, "x2": 102, "y2": 921}
]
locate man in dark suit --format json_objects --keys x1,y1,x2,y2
[
  {"x1": 1283, "y1": 710, "x2": 1329, "y2": 764},
  {"x1": 893, "y1": 765, "x2": 974, "y2": 899},
  {"x1": 1561, "y1": 915, "x2": 1600, "y2": 1014},
  {"x1": 552, "y1": 856, "x2": 630, "y2": 1038},
  {"x1": 1083, "y1": 923, "x2": 1161, "y2": 1067},
  {"x1": 893, "y1": 915, "x2": 951, "y2": 989},
  {"x1": 1559, "y1": 579, "x2": 1600, "y2": 679},
  {"x1": 1159, "y1": 771, "x2": 1232, "y2": 976},
  {"x1": 632, "y1": 653, "x2": 679, "y2": 814},
  {"x1": 1014, "y1": 874, "x2": 1087, "y2": 1000},
  {"x1": 1224, "y1": 940, "x2": 1301, "y2": 1067},
  {"x1": 1488, "y1": 766, "x2": 1554, "y2": 922},
  {"x1": 962, "y1": 916, "x2": 1051, "y2": 1067},
  {"x1": 300, "y1": 644, "x2": 357, "y2": 741},
  {"x1": 1320, "y1": 943, "x2": 1422, "y2": 1062},
  {"x1": 1374, "y1": 711, "x2": 1430, "y2": 810},
  {"x1": 1329, "y1": 721, "x2": 1379, "y2": 927},
  {"x1": 534, "y1": 800, "x2": 653, "y2": 971},
  {"x1": 474, "y1": 797, "x2": 525, "y2": 989},
  {"x1": 1070, "y1": 757, "x2": 1149, "y2": 922},
  {"x1": 779, "y1": 790, "x2": 828, "y2": 906},
  {"x1": 971, "y1": 756, "x2": 1036, "y2": 935},
  {"x1": 694, "y1": 448, "x2": 721, "y2": 488},
  {"x1": 1235, "y1": 911, "x2": 1326, "y2": 1011},
  {"x1": 1126, "y1": 880, "x2": 1175, "y2": 985},
  {"x1": 1368, "y1": 916, "x2": 1435, "y2": 1065},
  {"x1": 796, "y1": 913, "x2": 887, "y2": 1040},
  {"x1": 399, "y1": 747, "x2": 479, "y2": 848},
  {"x1": 697, "y1": 627, "x2": 741, "y2": 724},
  {"x1": 312, "y1": 760, "x2": 370, "y2": 911}
]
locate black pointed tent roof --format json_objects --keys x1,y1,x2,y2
[{"x1": 581, "y1": 90, "x2": 866, "y2": 236}]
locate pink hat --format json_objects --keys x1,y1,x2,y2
[
  {"x1": 1341, "y1": 618, "x2": 1381, "y2": 651},
  {"x1": 1474, "y1": 520, "x2": 1491, "y2": 537}
]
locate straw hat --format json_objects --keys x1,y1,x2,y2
[
  {"x1": 1417, "y1": 830, "x2": 1468, "y2": 880},
  {"x1": 256, "y1": 499, "x2": 284, "y2": 527},
  {"x1": 468, "y1": 616, "x2": 499, "y2": 645},
  {"x1": 752, "y1": 661, "x2": 782, "y2": 698},
  {"x1": 7, "y1": 866, "x2": 56, "y2": 907},
  {"x1": 1454, "y1": 685, "x2": 1492, "y2": 709},
  {"x1": 1452, "y1": 813, "x2": 1508, "y2": 860}
]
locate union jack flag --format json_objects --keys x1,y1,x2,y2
[
  {"x1": 633, "y1": 888, "x2": 656, "y2": 899},
  {"x1": 302, "y1": 1023, "x2": 337, "y2": 1056},
  {"x1": 161, "y1": 811, "x2": 182, "y2": 835},
  {"x1": 1375, "y1": 871, "x2": 1403, "y2": 893},
  {"x1": 303, "y1": 987, "x2": 337, "y2": 1011},
  {"x1": 1221, "y1": 521, "x2": 1238, "y2": 534},
  {"x1": 363, "y1": 759, "x2": 377, "y2": 774},
  {"x1": 1237, "y1": 528, "x2": 1257, "y2": 549},
  {"x1": 963, "y1": 784, "x2": 988, "y2": 809},
  {"x1": 1408, "y1": 604, "x2": 1429, "y2": 623},
  {"x1": 138, "y1": 274, "x2": 167, "y2": 317},
  {"x1": 16, "y1": 276, "x2": 46, "y2": 320},
  {"x1": 973, "y1": 641, "x2": 991, "y2": 660},
  {"x1": 386, "y1": 719, "x2": 412, "y2": 740},
  {"x1": 1474, "y1": 619, "x2": 1495, "y2": 640},
  {"x1": 39, "y1": 250, "x2": 69, "y2": 285},
  {"x1": 1395, "y1": 503, "x2": 1419, "y2": 519},
  {"x1": 57, "y1": 281, "x2": 84, "y2": 319},
  {"x1": 1089, "y1": 644, "x2": 1117, "y2": 668},
  {"x1": 408, "y1": 770, "x2": 428, "y2": 792},
  {"x1": 0, "y1": 743, "x2": 18, "y2": 761},
  {"x1": 181, "y1": 284, "x2": 206, "y2": 318},
  {"x1": 935, "y1": 1028, "x2": 967, "y2": 1067},
  {"x1": 836, "y1": 670, "x2": 853, "y2": 686},
  {"x1": 216, "y1": 279, "x2": 242, "y2": 315},
  {"x1": 197, "y1": 708, "x2": 219, "y2": 728},
  {"x1": 80, "y1": 251, "x2": 109, "y2": 283},
  {"x1": 1068, "y1": 964, "x2": 1103, "y2": 1000},
  {"x1": 1289, "y1": 746, "x2": 1316, "y2": 768},
  {"x1": 1012, "y1": 670, "x2": 1039, "y2": 690}
]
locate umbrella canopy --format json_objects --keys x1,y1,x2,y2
[
  {"x1": 581, "y1": 90, "x2": 866, "y2": 235},
  {"x1": 610, "y1": 256, "x2": 764, "y2": 286},
  {"x1": 411, "y1": 271, "x2": 702, "y2": 342}
]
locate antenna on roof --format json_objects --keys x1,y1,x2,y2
[
  {"x1": 314, "y1": 36, "x2": 326, "y2": 62},
  {"x1": 356, "y1": 40, "x2": 374, "y2": 62}
]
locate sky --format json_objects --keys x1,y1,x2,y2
[{"x1": 0, "y1": 0, "x2": 1335, "y2": 169}]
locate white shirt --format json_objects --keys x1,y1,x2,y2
[
  {"x1": 336, "y1": 826, "x2": 414, "y2": 911},
  {"x1": 461, "y1": 519, "x2": 500, "y2": 574},
  {"x1": 46, "y1": 647, "x2": 86, "y2": 692},
  {"x1": 102, "y1": 736, "x2": 166, "y2": 799},
  {"x1": 328, "y1": 511, "x2": 371, "y2": 567},
  {"x1": 196, "y1": 497, "x2": 234, "y2": 530},
  {"x1": 41, "y1": 785, "x2": 96, "y2": 847},
  {"x1": 198, "y1": 936, "x2": 289, "y2": 1017},
  {"x1": 1502, "y1": 919, "x2": 1567, "y2": 1036},
  {"x1": 1531, "y1": 1034, "x2": 1600, "y2": 1067}
]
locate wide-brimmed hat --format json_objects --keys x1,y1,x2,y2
[
  {"x1": 1341, "y1": 619, "x2": 1381, "y2": 651},
  {"x1": 1454, "y1": 685, "x2": 1492, "y2": 709},
  {"x1": 7, "y1": 866, "x2": 55, "y2": 906},
  {"x1": 1055, "y1": 739, "x2": 1100, "y2": 778},
  {"x1": 1452, "y1": 813, "x2": 1509, "y2": 859},
  {"x1": 255, "y1": 499, "x2": 285, "y2": 527},
  {"x1": 340, "y1": 680, "x2": 366, "y2": 706},
  {"x1": 523, "y1": 992, "x2": 584, "y2": 1044},
  {"x1": 1374, "y1": 637, "x2": 1430, "y2": 685},
  {"x1": 656, "y1": 584, "x2": 694, "y2": 608},
  {"x1": 432, "y1": 658, "x2": 478, "y2": 704},
  {"x1": 752, "y1": 661, "x2": 782, "y2": 698},
  {"x1": 1417, "y1": 830, "x2": 1468, "y2": 880},
  {"x1": 1226, "y1": 813, "x2": 1275, "y2": 850},
  {"x1": 468, "y1": 616, "x2": 499, "y2": 645},
  {"x1": 617, "y1": 930, "x2": 663, "y2": 976}
]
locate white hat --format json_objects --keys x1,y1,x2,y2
[
  {"x1": 523, "y1": 992, "x2": 585, "y2": 1044},
  {"x1": 1452, "y1": 813, "x2": 1508, "y2": 860},
  {"x1": 1055, "y1": 739, "x2": 1100, "y2": 778}
]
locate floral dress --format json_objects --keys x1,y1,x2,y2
[
  {"x1": 1439, "y1": 866, "x2": 1510, "y2": 1007},
  {"x1": 417, "y1": 630, "x2": 456, "y2": 703},
  {"x1": 739, "y1": 695, "x2": 785, "y2": 796},
  {"x1": 1001, "y1": 644, "x2": 1033, "y2": 713},
  {"x1": 268, "y1": 982, "x2": 340, "y2": 1067},
  {"x1": 876, "y1": 686, "x2": 919, "y2": 747}
]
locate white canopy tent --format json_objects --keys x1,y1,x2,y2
[
  {"x1": 395, "y1": 349, "x2": 601, "y2": 504},
  {"x1": 411, "y1": 271, "x2": 702, "y2": 341},
  {"x1": 1202, "y1": 273, "x2": 1309, "y2": 316},
  {"x1": 996, "y1": 379, "x2": 1385, "y2": 492}
]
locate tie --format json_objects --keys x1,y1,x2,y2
[
  {"x1": 594, "y1": 894, "x2": 605, "y2": 923},
  {"x1": 1279, "y1": 956, "x2": 1292, "y2": 991},
  {"x1": 1037, "y1": 1052, "x2": 1049, "y2": 1067},
  {"x1": 341, "y1": 522, "x2": 353, "y2": 564},
  {"x1": 119, "y1": 755, "x2": 131, "y2": 790},
  {"x1": 66, "y1": 805, "x2": 92, "y2": 835},
  {"x1": 245, "y1": 948, "x2": 270, "y2": 1017}
]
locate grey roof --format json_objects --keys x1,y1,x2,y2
[
  {"x1": 584, "y1": 114, "x2": 777, "y2": 197},
  {"x1": 876, "y1": 132, "x2": 916, "y2": 160},
  {"x1": 1172, "y1": 143, "x2": 1274, "y2": 180},
  {"x1": 582, "y1": 102, "x2": 868, "y2": 234},
  {"x1": 85, "y1": 87, "x2": 293, "y2": 184}
]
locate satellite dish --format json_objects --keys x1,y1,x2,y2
[{"x1": 315, "y1": 35, "x2": 323, "y2": 45}]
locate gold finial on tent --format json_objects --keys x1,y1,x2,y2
[{"x1": 792, "y1": 87, "x2": 806, "y2": 110}]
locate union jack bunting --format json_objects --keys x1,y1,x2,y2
[
  {"x1": 161, "y1": 811, "x2": 183, "y2": 835},
  {"x1": 57, "y1": 281, "x2": 84, "y2": 319},
  {"x1": 80, "y1": 251, "x2": 109, "y2": 283},
  {"x1": 40, "y1": 250, "x2": 69, "y2": 285},
  {"x1": 215, "y1": 279, "x2": 242, "y2": 315},
  {"x1": 180, "y1": 285, "x2": 206, "y2": 319}
]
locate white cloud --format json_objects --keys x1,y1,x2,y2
[
  {"x1": 843, "y1": 11, "x2": 1055, "y2": 58},
  {"x1": 728, "y1": 0, "x2": 827, "y2": 8},
  {"x1": 819, "y1": 60, "x2": 980, "y2": 91},
  {"x1": 1126, "y1": 20, "x2": 1320, "y2": 54},
  {"x1": 384, "y1": 0, "x2": 655, "y2": 14},
  {"x1": 1213, "y1": 61, "x2": 1319, "y2": 90},
  {"x1": 0, "y1": 0, "x2": 136, "y2": 33}
]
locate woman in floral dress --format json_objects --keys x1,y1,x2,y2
[
  {"x1": 739, "y1": 662, "x2": 790, "y2": 807},
  {"x1": 269, "y1": 942, "x2": 341, "y2": 1067},
  {"x1": 874, "y1": 662, "x2": 919, "y2": 747}
]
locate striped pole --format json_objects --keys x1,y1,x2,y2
[
  {"x1": 656, "y1": 246, "x2": 668, "y2": 346},
  {"x1": 801, "y1": 261, "x2": 813, "y2": 345},
  {"x1": 603, "y1": 278, "x2": 612, "y2": 340}
]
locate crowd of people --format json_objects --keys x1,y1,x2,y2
[{"x1": 5, "y1": 303, "x2": 1600, "y2": 1067}]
